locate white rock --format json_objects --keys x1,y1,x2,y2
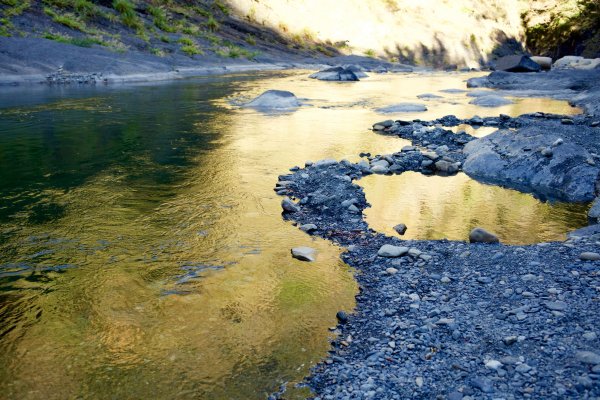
[
  {"x1": 291, "y1": 247, "x2": 317, "y2": 262},
  {"x1": 242, "y1": 90, "x2": 300, "y2": 109},
  {"x1": 485, "y1": 360, "x2": 503, "y2": 370}
]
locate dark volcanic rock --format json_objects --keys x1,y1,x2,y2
[{"x1": 494, "y1": 55, "x2": 541, "y2": 73}]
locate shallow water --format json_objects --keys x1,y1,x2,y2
[
  {"x1": 361, "y1": 172, "x2": 590, "y2": 245},
  {"x1": 0, "y1": 70, "x2": 584, "y2": 399}
]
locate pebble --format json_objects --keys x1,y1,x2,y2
[
  {"x1": 385, "y1": 267, "x2": 398, "y2": 275},
  {"x1": 580, "y1": 252, "x2": 600, "y2": 261},
  {"x1": 575, "y1": 351, "x2": 600, "y2": 364}
]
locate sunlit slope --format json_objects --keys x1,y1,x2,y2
[{"x1": 226, "y1": 0, "x2": 526, "y2": 67}]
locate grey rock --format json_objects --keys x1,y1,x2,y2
[
  {"x1": 373, "y1": 120, "x2": 394, "y2": 130},
  {"x1": 580, "y1": 252, "x2": 600, "y2": 261},
  {"x1": 470, "y1": 376, "x2": 494, "y2": 393},
  {"x1": 243, "y1": 90, "x2": 300, "y2": 110},
  {"x1": 575, "y1": 351, "x2": 600, "y2": 364},
  {"x1": 336, "y1": 310, "x2": 349, "y2": 324},
  {"x1": 291, "y1": 247, "x2": 316, "y2": 262},
  {"x1": 282, "y1": 198, "x2": 300, "y2": 213},
  {"x1": 300, "y1": 224, "x2": 318, "y2": 233},
  {"x1": 309, "y1": 66, "x2": 359, "y2": 81},
  {"x1": 469, "y1": 95, "x2": 513, "y2": 107},
  {"x1": 393, "y1": 223, "x2": 407, "y2": 235},
  {"x1": 469, "y1": 228, "x2": 499, "y2": 244},
  {"x1": 544, "y1": 300, "x2": 568, "y2": 311},
  {"x1": 589, "y1": 197, "x2": 600, "y2": 221},
  {"x1": 435, "y1": 160, "x2": 460, "y2": 174},
  {"x1": 378, "y1": 244, "x2": 409, "y2": 257},
  {"x1": 376, "y1": 103, "x2": 427, "y2": 113},
  {"x1": 494, "y1": 55, "x2": 541, "y2": 73}
]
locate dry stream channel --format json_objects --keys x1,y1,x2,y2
[{"x1": 0, "y1": 70, "x2": 588, "y2": 399}]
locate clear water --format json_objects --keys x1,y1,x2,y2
[
  {"x1": 0, "y1": 70, "x2": 583, "y2": 399},
  {"x1": 361, "y1": 172, "x2": 590, "y2": 245}
]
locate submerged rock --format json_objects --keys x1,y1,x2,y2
[
  {"x1": 291, "y1": 247, "x2": 316, "y2": 262},
  {"x1": 309, "y1": 66, "x2": 359, "y2": 81},
  {"x1": 469, "y1": 95, "x2": 513, "y2": 107},
  {"x1": 375, "y1": 103, "x2": 427, "y2": 113},
  {"x1": 469, "y1": 227, "x2": 500, "y2": 243},
  {"x1": 242, "y1": 90, "x2": 300, "y2": 110},
  {"x1": 494, "y1": 55, "x2": 541, "y2": 73},
  {"x1": 393, "y1": 223, "x2": 408, "y2": 235}
]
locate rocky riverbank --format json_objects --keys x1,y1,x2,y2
[{"x1": 273, "y1": 69, "x2": 600, "y2": 399}]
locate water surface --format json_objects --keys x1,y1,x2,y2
[{"x1": 0, "y1": 70, "x2": 583, "y2": 399}]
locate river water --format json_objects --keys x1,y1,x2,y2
[{"x1": 0, "y1": 70, "x2": 585, "y2": 399}]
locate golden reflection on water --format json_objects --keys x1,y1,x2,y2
[
  {"x1": 0, "y1": 70, "x2": 585, "y2": 400},
  {"x1": 361, "y1": 172, "x2": 590, "y2": 245}
]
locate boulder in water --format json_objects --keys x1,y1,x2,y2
[
  {"x1": 242, "y1": 90, "x2": 300, "y2": 110},
  {"x1": 494, "y1": 55, "x2": 541, "y2": 73},
  {"x1": 291, "y1": 247, "x2": 317, "y2": 262},
  {"x1": 589, "y1": 197, "x2": 600, "y2": 222},
  {"x1": 309, "y1": 66, "x2": 359, "y2": 81}
]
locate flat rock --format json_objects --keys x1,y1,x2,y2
[
  {"x1": 469, "y1": 95, "x2": 513, "y2": 107},
  {"x1": 377, "y1": 244, "x2": 409, "y2": 257},
  {"x1": 375, "y1": 103, "x2": 427, "y2": 113},
  {"x1": 554, "y1": 56, "x2": 600, "y2": 70},
  {"x1": 242, "y1": 90, "x2": 300, "y2": 110},
  {"x1": 291, "y1": 247, "x2": 316, "y2": 262},
  {"x1": 469, "y1": 227, "x2": 499, "y2": 243},
  {"x1": 530, "y1": 56, "x2": 552, "y2": 70}
]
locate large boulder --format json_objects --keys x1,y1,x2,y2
[
  {"x1": 309, "y1": 66, "x2": 359, "y2": 81},
  {"x1": 553, "y1": 56, "x2": 600, "y2": 70},
  {"x1": 469, "y1": 228, "x2": 499, "y2": 243},
  {"x1": 463, "y1": 127, "x2": 600, "y2": 202},
  {"x1": 242, "y1": 90, "x2": 300, "y2": 110},
  {"x1": 590, "y1": 197, "x2": 600, "y2": 222},
  {"x1": 494, "y1": 55, "x2": 541, "y2": 73}
]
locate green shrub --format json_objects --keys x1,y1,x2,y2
[
  {"x1": 112, "y1": 0, "x2": 141, "y2": 30},
  {"x1": 177, "y1": 36, "x2": 194, "y2": 46},
  {"x1": 213, "y1": 0, "x2": 230, "y2": 15},
  {"x1": 73, "y1": 0, "x2": 96, "y2": 17},
  {"x1": 148, "y1": 5, "x2": 175, "y2": 32},
  {"x1": 364, "y1": 48, "x2": 376, "y2": 58},
  {"x1": 206, "y1": 15, "x2": 219, "y2": 31},
  {"x1": 245, "y1": 34, "x2": 256, "y2": 45},
  {"x1": 42, "y1": 31, "x2": 105, "y2": 47}
]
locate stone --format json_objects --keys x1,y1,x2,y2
[
  {"x1": 485, "y1": 360, "x2": 503, "y2": 370},
  {"x1": 470, "y1": 376, "x2": 494, "y2": 393},
  {"x1": 348, "y1": 204, "x2": 360, "y2": 212},
  {"x1": 291, "y1": 247, "x2": 316, "y2": 262},
  {"x1": 375, "y1": 103, "x2": 427, "y2": 113},
  {"x1": 561, "y1": 118, "x2": 574, "y2": 125},
  {"x1": 575, "y1": 351, "x2": 600, "y2": 364},
  {"x1": 386, "y1": 267, "x2": 398, "y2": 275},
  {"x1": 242, "y1": 90, "x2": 300, "y2": 110},
  {"x1": 544, "y1": 301, "x2": 568, "y2": 311},
  {"x1": 281, "y1": 198, "x2": 300, "y2": 213},
  {"x1": 373, "y1": 120, "x2": 394, "y2": 130},
  {"x1": 435, "y1": 160, "x2": 460, "y2": 174},
  {"x1": 580, "y1": 252, "x2": 600, "y2": 261},
  {"x1": 553, "y1": 56, "x2": 600, "y2": 70},
  {"x1": 313, "y1": 159, "x2": 338, "y2": 168},
  {"x1": 370, "y1": 165, "x2": 389, "y2": 174},
  {"x1": 393, "y1": 223, "x2": 408, "y2": 235},
  {"x1": 377, "y1": 244, "x2": 409, "y2": 257},
  {"x1": 494, "y1": 55, "x2": 541, "y2": 73},
  {"x1": 530, "y1": 56, "x2": 552, "y2": 70},
  {"x1": 469, "y1": 228, "x2": 499, "y2": 244},
  {"x1": 309, "y1": 66, "x2": 359, "y2": 81},
  {"x1": 299, "y1": 224, "x2": 317, "y2": 233},
  {"x1": 589, "y1": 197, "x2": 600, "y2": 222},
  {"x1": 541, "y1": 147, "x2": 553, "y2": 157},
  {"x1": 469, "y1": 95, "x2": 513, "y2": 107},
  {"x1": 336, "y1": 310, "x2": 349, "y2": 324}
]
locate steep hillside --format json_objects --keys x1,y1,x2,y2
[{"x1": 523, "y1": 0, "x2": 600, "y2": 59}]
